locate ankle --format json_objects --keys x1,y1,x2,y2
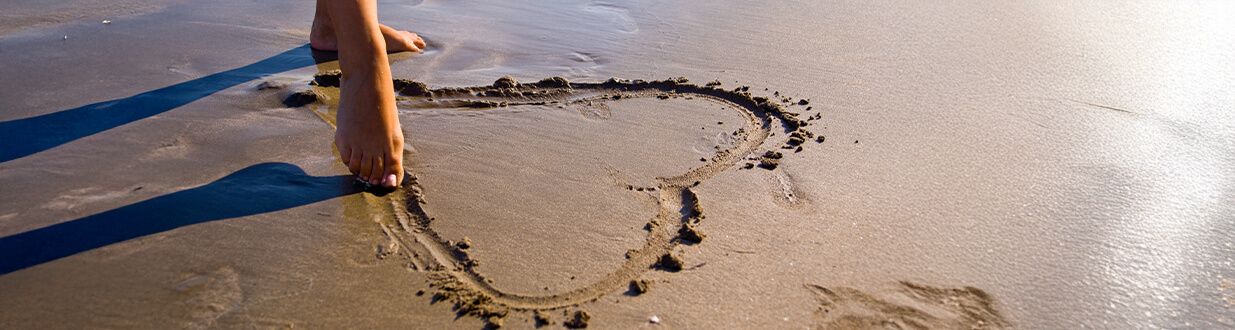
[
  {"x1": 311, "y1": 20, "x2": 331, "y2": 37},
  {"x1": 309, "y1": 21, "x2": 336, "y2": 49}
]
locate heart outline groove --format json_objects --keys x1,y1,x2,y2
[{"x1": 290, "y1": 74, "x2": 820, "y2": 326}]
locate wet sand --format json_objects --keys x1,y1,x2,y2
[{"x1": 2, "y1": 0, "x2": 1234, "y2": 328}]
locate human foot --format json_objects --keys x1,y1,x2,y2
[
  {"x1": 311, "y1": 20, "x2": 426, "y2": 53},
  {"x1": 316, "y1": 0, "x2": 408, "y2": 188},
  {"x1": 334, "y1": 69, "x2": 405, "y2": 188}
]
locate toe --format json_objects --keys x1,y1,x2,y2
[
  {"x1": 402, "y1": 34, "x2": 422, "y2": 52},
  {"x1": 347, "y1": 151, "x2": 363, "y2": 176},
  {"x1": 359, "y1": 154, "x2": 376, "y2": 183},
  {"x1": 369, "y1": 155, "x2": 385, "y2": 184},
  {"x1": 394, "y1": 37, "x2": 419, "y2": 53},
  {"x1": 407, "y1": 32, "x2": 426, "y2": 50},
  {"x1": 338, "y1": 145, "x2": 353, "y2": 166},
  {"x1": 382, "y1": 173, "x2": 397, "y2": 188},
  {"x1": 383, "y1": 153, "x2": 403, "y2": 187}
]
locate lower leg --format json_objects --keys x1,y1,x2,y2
[
  {"x1": 310, "y1": 0, "x2": 426, "y2": 53},
  {"x1": 322, "y1": 0, "x2": 404, "y2": 188},
  {"x1": 310, "y1": 0, "x2": 337, "y2": 51}
]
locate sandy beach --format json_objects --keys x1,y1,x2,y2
[{"x1": 2, "y1": 0, "x2": 1233, "y2": 328}]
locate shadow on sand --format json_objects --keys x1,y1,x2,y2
[
  {"x1": 0, "y1": 162, "x2": 365, "y2": 275},
  {"x1": 0, "y1": 44, "x2": 321, "y2": 163}
]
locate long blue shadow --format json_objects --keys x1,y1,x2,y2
[
  {"x1": 0, "y1": 162, "x2": 363, "y2": 275},
  {"x1": 0, "y1": 44, "x2": 318, "y2": 163}
]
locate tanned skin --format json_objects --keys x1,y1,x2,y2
[{"x1": 310, "y1": 0, "x2": 425, "y2": 188}]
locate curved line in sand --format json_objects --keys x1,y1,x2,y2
[
  {"x1": 371, "y1": 78, "x2": 816, "y2": 313},
  {"x1": 292, "y1": 75, "x2": 818, "y2": 321}
]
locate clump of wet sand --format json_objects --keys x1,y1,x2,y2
[
  {"x1": 493, "y1": 75, "x2": 519, "y2": 89},
  {"x1": 282, "y1": 90, "x2": 319, "y2": 108},
  {"x1": 630, "y1": 279, "x2": 651, "y2": 295},
  {"x1": 564, "y1": 310, "x2": 590, "y2": 328},
  {"x1": 678, "y1": 222, "x2": 705, "y2": 244},
  {"x1": 427, "y1": 273, "x2": 510, "y2": 329},
  {"x1": 394, "y1": 79, "x2": 431, "y2": 97},
  {"x1": 533, "y1": 76, "x2": 571, "y2": 88},
  {"x1": 653, "y1": 253, "x2": 684, "y2": 272},
  {"x1": 533, "y1": 310, "x2": 554, "y2": 327},
  {"x1": 311, "y1": 70, "x2": 341, "y2": 87}
]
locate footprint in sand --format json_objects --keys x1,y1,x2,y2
[
  {"x1": 281, "y1": 74, "x2": 999, "y2": 327},
  {"x1": 805, "y1": 281, "x2": 1009, "y2": 329},
  {"x1": 174, "y1": 266, "x2": 243, "y2": 330}
]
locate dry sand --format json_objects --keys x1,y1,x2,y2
[{"x1": 2, "y1": 0, "x2": 1234, "y2": 328}]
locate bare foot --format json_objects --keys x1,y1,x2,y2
[
  {"x1": 313, "y1": 0, "x2": 411, "y2": 189},
  {"x1": 310, "y1": 15, "x2": 426, "y2": 53},
  {"x1": 334, "y1": 68, "x2": 404, "y2": 188}
]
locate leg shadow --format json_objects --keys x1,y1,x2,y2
[
  {"x1": 0, "y1": 162, "x2": 364, "y2": 275},
  {"x1": 0, "y1": 44, "x2": 319, "y2": 163}
]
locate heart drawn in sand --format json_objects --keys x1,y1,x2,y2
[{"x1": 286, "y1": 74, "x2": 820, "y2": 327}]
